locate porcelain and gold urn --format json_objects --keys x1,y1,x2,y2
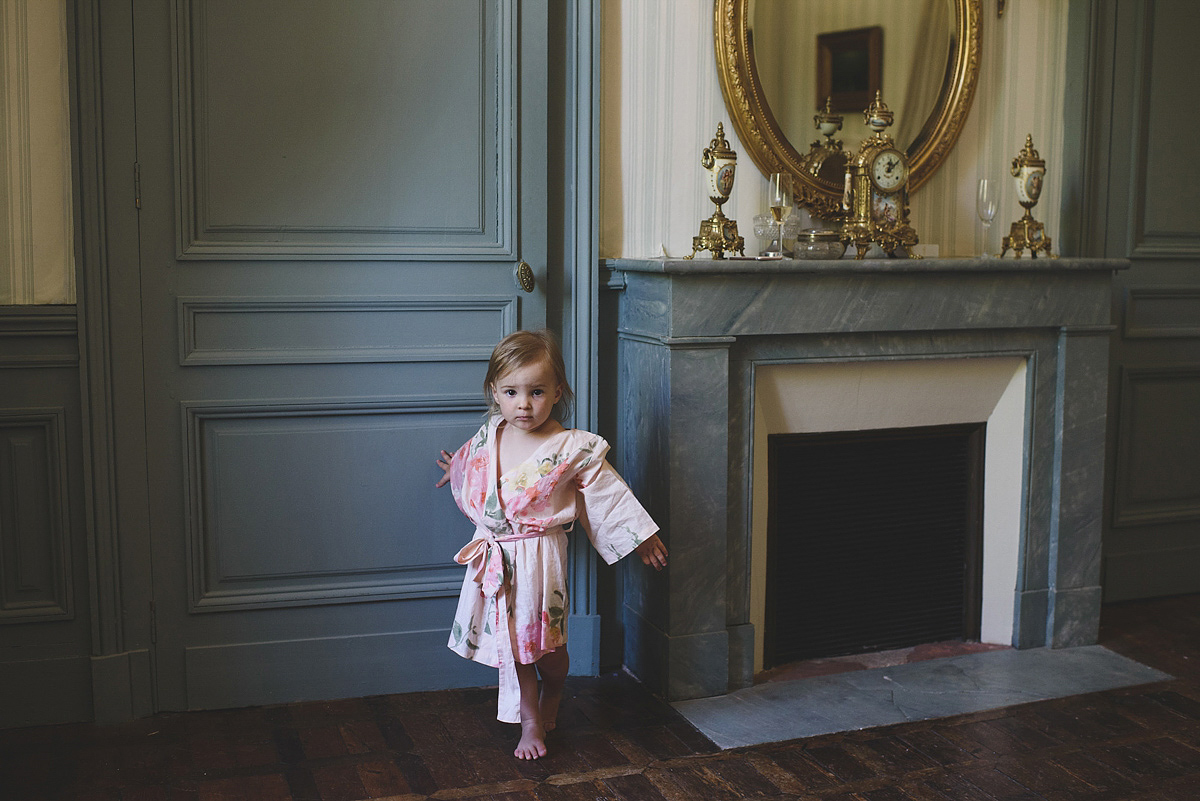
[
  {"x1": 687, "y1": 123, "x2": 745, "y2": 259},
  {"x1": 1000, "y1": 134, "x2": 1054, "y2": 257}
]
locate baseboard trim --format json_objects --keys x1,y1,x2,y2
[
  {"x1": 1104, "y1": 548, "x2": 1200, "y2": 602},
  {"x1": 91, "y1": 649, "x2": 154, "y2": 724},
  {"x1": 183, "y1": 629, "x2": 496, "y2": 711},
  {"x1": 0, "y1": 655, "x2": 91, "y2": 728}
]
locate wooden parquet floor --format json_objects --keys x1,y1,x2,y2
[{"x1": 2, "y1": 593, "x2": 1198, "y2": 800}]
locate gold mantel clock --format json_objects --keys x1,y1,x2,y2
[{"x1": 841, "y1": 92, "x2": 919, "y2": 259}]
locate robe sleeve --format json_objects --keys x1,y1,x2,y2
[
  {"x1": 573, "y1": 436, "x2": 659, "y2": 565},
  {"x1": 447, "y1": 421, "x2": 491, "y2": 525}
]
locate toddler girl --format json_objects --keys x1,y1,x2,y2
[{"x1": 435, "y1": 329, "x2": 667, "y2": 759}]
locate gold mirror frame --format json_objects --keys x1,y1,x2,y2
[{"x1": 715, "y1": 0, "x2": 982, "y2": 218}]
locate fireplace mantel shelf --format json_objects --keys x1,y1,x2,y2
[
  {"x1": 602, "y1": 257, "x2": 1128, "y2": 342},
  {"x1": 603, "y1": 256, "x2": 1124, "y2": 703},
  {"x1": 605, "y1": 256, "x2": 1128, "y2": 275}
]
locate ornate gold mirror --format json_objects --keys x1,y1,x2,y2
[{"x1": 715, "y1": 0, "x2": 981, "y2": 218}]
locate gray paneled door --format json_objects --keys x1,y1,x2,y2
[{"x1": 132, "y1": 1, "x2": 548, "y2": 710}]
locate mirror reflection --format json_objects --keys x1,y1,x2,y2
[{"x1": 751, "y1": 0, "x2": 954, "y2": 175}]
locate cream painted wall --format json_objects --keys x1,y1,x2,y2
[
  {"x1": 600, "y1": 0, "x2": 1070, "y2": 259},
  {"x1": 1, "y1": 0, "x2": 74, "y2": 305}
]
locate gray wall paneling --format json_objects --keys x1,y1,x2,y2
[
  {"x1": 0, "y1": 308, "x2": 92, "y2": 727},
  {"x1": 1084, "y1": 0, "x2": 1200, "y2": 601}
]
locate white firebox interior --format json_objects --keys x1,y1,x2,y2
[{"x1": 751, "y1": 357, "x2": 1029, "y2": 673}]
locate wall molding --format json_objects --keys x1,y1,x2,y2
[
  {"x1": 0, "y1": 408, "x2": 73, "y2": 622},
  {"x1": 0, "y1": 305, "x2": 78, "y2": 368},
  {"x1": 0, "y1": 305, "x2": 77, "y2": 335},
  {"x1": 1124, "y1": 287, "x2": 1200, "y2": 339},
  {"x1": 1112, "y1": 365, "x2": 1200, "y2": 527},
  {"x1": 1129, "y1": 1, "x2": 1200, "y2": 260},
  {"x1": 1130, "y1": 241, "x2": 1200, "y2": 261}
]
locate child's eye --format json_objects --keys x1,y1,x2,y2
[
  {"x1": 532, "y1": 389, "x2": 544, "y2": 396},
  {"x1": 504, "y1": 389, "x2": 516, "y2": 396}
]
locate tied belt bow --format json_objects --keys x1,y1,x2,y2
[{"x1": 453, "y1": 522, "x2": 556, "y2": 594}]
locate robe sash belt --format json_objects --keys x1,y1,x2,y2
[{"x1": 453, "y1": 523, "x2": 563, "y2": 723}]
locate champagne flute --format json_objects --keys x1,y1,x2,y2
[
  {"x1": 977, "y1": 178, "x2": 997, "y2": 257},
  {"x1": 767, "y1": 172, "x2": 793, "y2": 257}
]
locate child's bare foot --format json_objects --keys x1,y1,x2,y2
[{"x1": 514, "y1": 719, "x2": 547, "y2": 759}]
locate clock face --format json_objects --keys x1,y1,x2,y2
[{"x1": 870, "y1": 148, "x2": 908, "y2": 193}]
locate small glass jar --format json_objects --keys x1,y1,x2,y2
[
  {"x1": 753, "y1": 214, "x2": 804, "y2": 257},
  {"x1": 794, "y1": 228, "x2": 846, "y2": 259}
]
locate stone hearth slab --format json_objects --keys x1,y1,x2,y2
[{"x1": 671, "y1": 645, "x2": 1169, "y2": 749}]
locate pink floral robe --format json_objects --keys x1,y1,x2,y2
[{"x1": 445, "y1": 415, "x2": 658, "y2": 722}]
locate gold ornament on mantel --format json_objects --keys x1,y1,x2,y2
[
  {"x1": 1000, "y1": 134, "x2": 1055, "y2": 258},
  {"x1": 840, "y1": 91, "x2": 920, "y2": 259},
  {"x1": 799, "y1": 97, "x2": 850, "y2": 185},
  {"x1": 686, "y1": 123, "x2": 745, "y2": 260}
]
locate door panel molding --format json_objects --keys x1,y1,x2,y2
[
  {"x1": 178, "y1": 295, "x2": 516, "y2": 366},
  {"x1": 173, "y1": 0, "x2": 514, "y2": 259},
  {"x1": 184, "y1": 400, "x2": 484, "y2": 612}
]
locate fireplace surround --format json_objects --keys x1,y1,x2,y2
[{"x1": 603, "y1": 256, "x2": 1127, "y2": 702}]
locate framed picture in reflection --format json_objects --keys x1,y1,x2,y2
[{"x1": 817, "y1": 25, "x2": 883, "y2": 113}]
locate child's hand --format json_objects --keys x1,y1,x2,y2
[
  {"x1": 435, "y1": 449, "x2": 454, "y2": 488},
  {"x1": 635, "y1": 534, "x2": 668, "y2": 571}
]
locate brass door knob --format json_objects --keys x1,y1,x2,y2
[{"x1": 515, "y1": 261, "x2": 535, "y2": 293}]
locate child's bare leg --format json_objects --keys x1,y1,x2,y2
[
  {"x1": 536, "y1": 648, "x2": 569, "y2": 733},
  {"x1": 513, "y1": 662, "x2": 546, "y2": 759}
]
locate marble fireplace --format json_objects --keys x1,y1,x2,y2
[{"x1": 603, "y1": 256, "x2": 1127, "y2": 702}]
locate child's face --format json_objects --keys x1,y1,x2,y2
[{"x1": 491, "y1": 359, "x2": 563, "y2": 434}]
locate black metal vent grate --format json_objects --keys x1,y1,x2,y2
[{"x1": 764, "y1": 424, "x2": 984, "y2": 668}]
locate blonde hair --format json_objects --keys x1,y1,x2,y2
[{"x1": 484, "y1": 329, "x2": 574, "y2": 420}]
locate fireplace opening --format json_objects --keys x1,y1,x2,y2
[{"x1": 764, "y1": 423, "x2": 985, "y2": 669}]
